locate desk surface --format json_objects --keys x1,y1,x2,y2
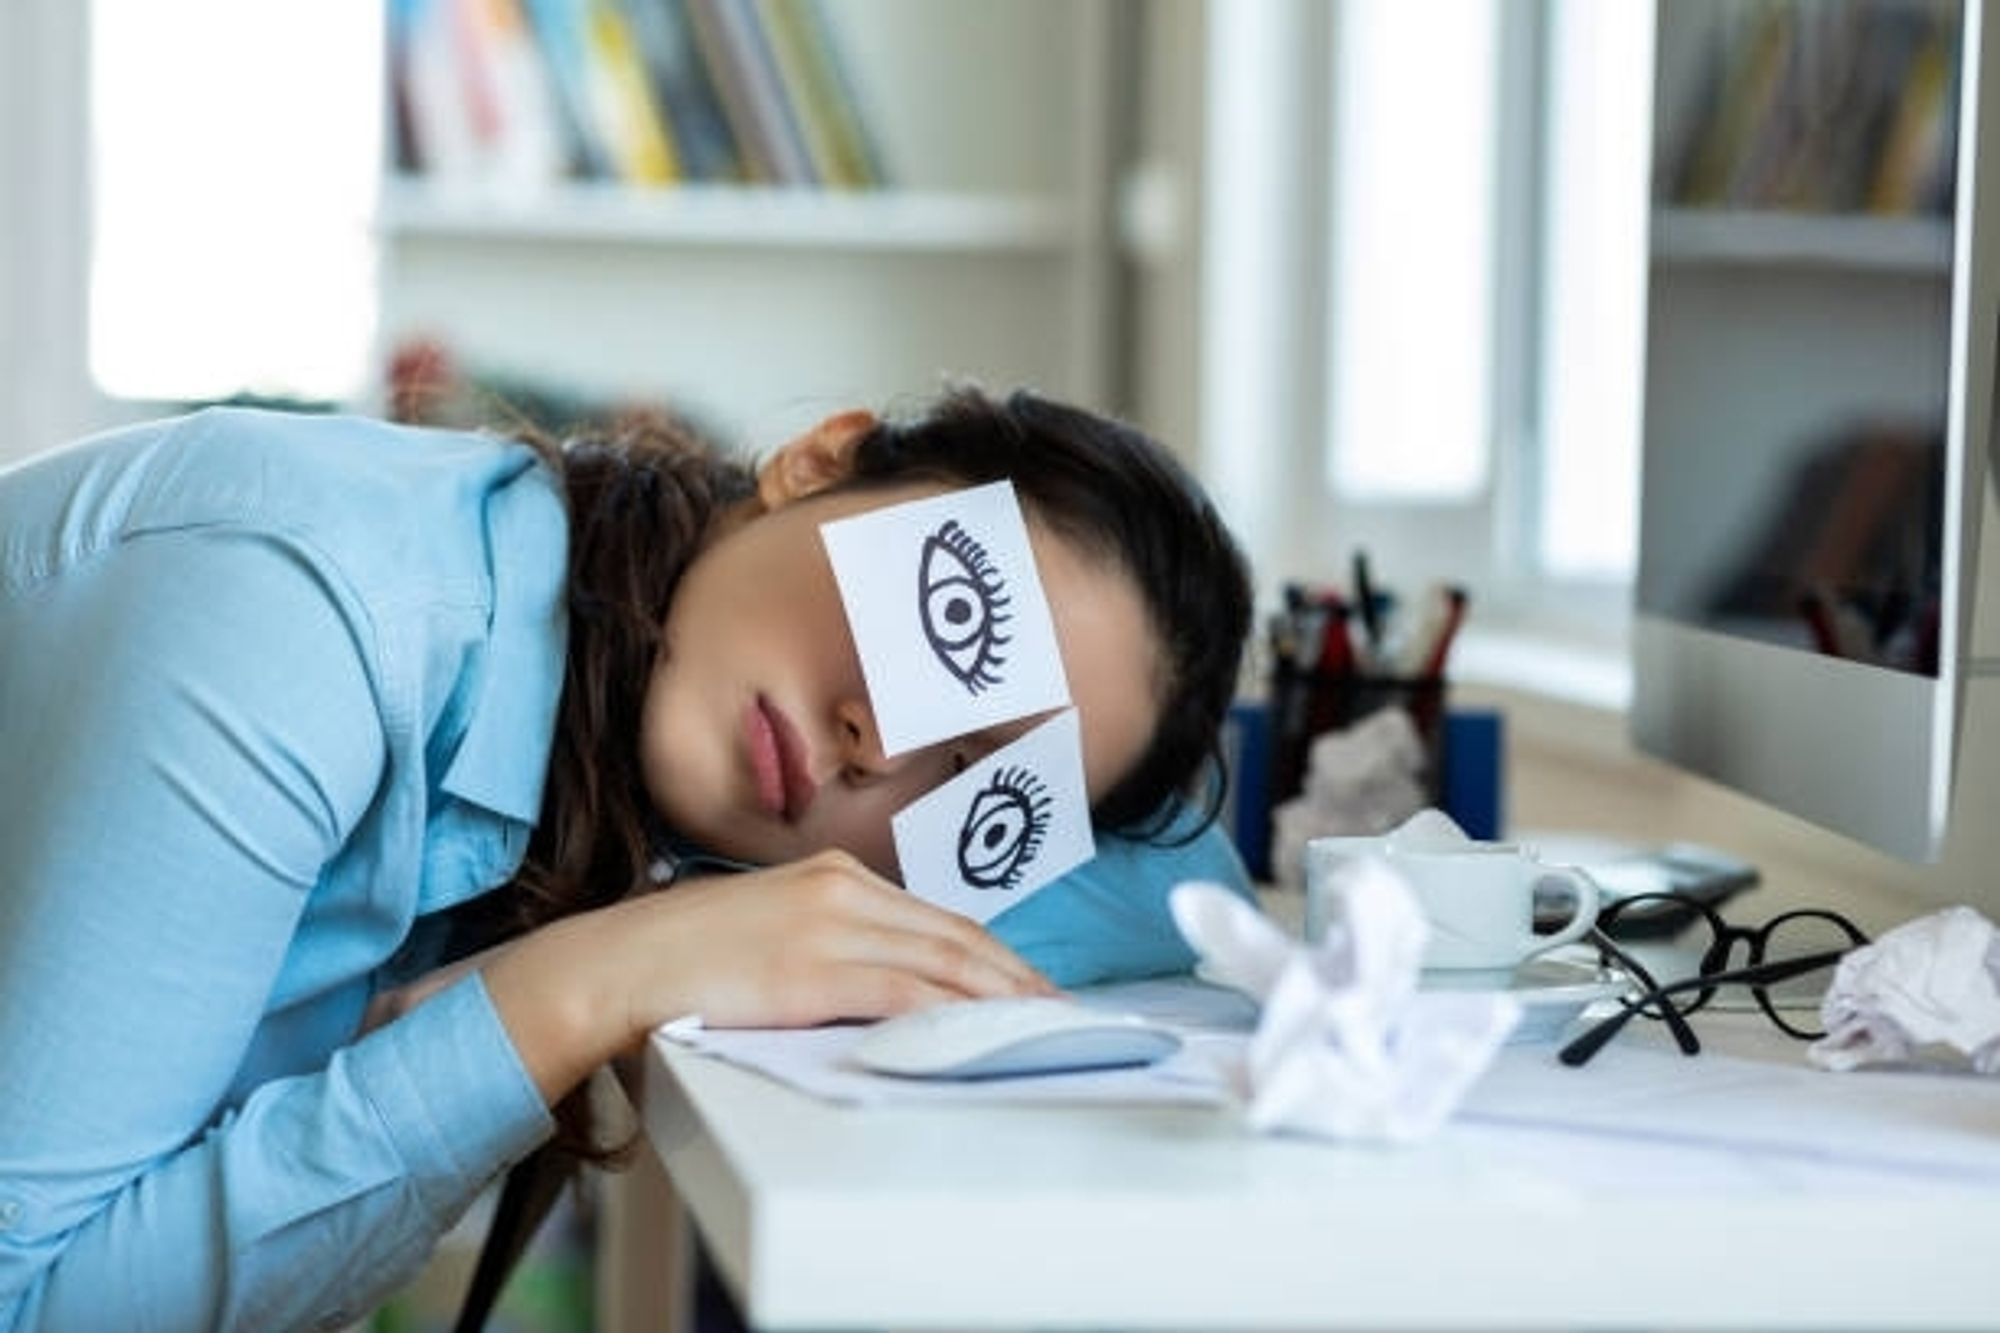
[{"x1": 640, "y1": 1010, "x2": 2000, "y2": 1331}]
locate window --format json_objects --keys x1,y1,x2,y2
[
  {"x1": 88, "y1": 0, "x2": 382, "y2": 404},
  {"x1": 1327, "y1": 0, "x2": 1501, "y2": 501},
  {"x1": 1320, "y1": 0, "x2": 1654, "y2": 593},
  {"x1": 1535, "y1": 0, "x2": 1653, "y2": 582}
]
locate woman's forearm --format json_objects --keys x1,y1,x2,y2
[{"x1": 479, "y1": 907, "x2": 660, "y2": 1107}]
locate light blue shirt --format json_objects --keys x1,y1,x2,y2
[{"x1": 0, "y1": 407, "x2": 1250, "y2": 1331}]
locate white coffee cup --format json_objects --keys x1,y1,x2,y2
[{"x1": 1305, "y1": 835, "x2": 1601, "y2": 973}]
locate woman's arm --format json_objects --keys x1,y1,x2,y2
[
  {"x1": 480, "y1": 849, "x2": 1058, "y2": 1104},
  {"x1": 0, "y1": 534, "x2": 549, "y2": 1331},
  {"x1": 464, "y1": 810, "x2": 1248, "y2": 1096}
]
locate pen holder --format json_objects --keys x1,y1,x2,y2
[{"x1": 1266, "y1": 663, "x2": 1448, "y2": 812}]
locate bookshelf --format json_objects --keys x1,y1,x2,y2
[
  {"x1": 378, "y1": 179, "x2": 1077, "y2": 252},
  {"x1": 1640, "y1": 1, "x2": 1960, "y2": 637},
  {"x1": 373, "y1": 0, "x2": 1121, "y2": 442},
  {"x1": 1650, "y1": 207, "x2": 1951, "y2": 275}
]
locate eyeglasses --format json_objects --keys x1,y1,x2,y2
[{"x1": 1559, "y1": 892, "x2": 1870, "y2": 1068}]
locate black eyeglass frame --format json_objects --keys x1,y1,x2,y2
[{"x1": 1560, "y1": 892, "x2": 1869, "y2": 1068}]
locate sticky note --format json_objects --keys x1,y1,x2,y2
[
  {"x1": 891, "y1": 709, "x2": 1096, "y2": 923},
  {"x1": 820, "y1": 481, "x2": 1070, "y2": 757}
]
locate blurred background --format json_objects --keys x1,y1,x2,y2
[
  {"x1": 0, "y1": 0, "x2": 1661, "y2": 713},
  {"x1": 3, "y1": 3, "x2": 1977, "y2": 1328}
]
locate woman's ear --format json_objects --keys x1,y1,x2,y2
[{"x1": 756, "y1": 409, "x2": 879, "y2": 509}]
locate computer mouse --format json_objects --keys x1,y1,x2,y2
[{"x1": 847, "y1": 996, "x2": 1183, "y2": 1080}]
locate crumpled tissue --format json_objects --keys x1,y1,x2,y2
[
  {"x1": 1270, "y1": 706, "x2": 1430, "y2": 890},
  {"x1": 1809, "y1": 905, "x2": 2000, "y2": 1074},
  {"x1": 1170, "y1": 859, "x2": 1520, "y2": 1142}
]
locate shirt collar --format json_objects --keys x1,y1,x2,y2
[{"x1": 440, "y1": 462, "x2": 569, "y2": 826}]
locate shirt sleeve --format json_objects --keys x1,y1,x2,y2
[
  {"x1": 991, "y1": 807, "x2": 1259, "y2": 988},
  {"x1": 0, "y1": 532, "x2": 551, "y2": 1332}
]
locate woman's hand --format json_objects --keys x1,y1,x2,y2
[
  {"x1": 479, "y1": 849, "x2": 1056, "y2": 1106},
  {"x1": 614, "y1": 848, "x2": 1057, "y2": 1029}
]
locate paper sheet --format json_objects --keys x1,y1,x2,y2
[
  {"x1": 654, "y1": 978, "x2": 2000, "y2": 1187},
  {"x1": 1460, "y1": 1018, "x2": 2000, "y2": 1183},
  {"x1": 653, "y1": 979, "x2": 1257, "y2": 1108}
]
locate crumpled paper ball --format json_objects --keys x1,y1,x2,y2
[
  {"x1": 1170, "y1": 858, "x2": 1519, "y2": 1142},
  {"x1": 1810, "y1": 905, "x2": 2000, "y2": 1074},
  {"x1": 1269, "y1": 706, "x2": 1431, "y2": 890}
]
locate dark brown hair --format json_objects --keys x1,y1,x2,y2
[
  {"x1": 837, "y1": 388, "x2": 1252, "y2": 839},
  {"x1": 500, "y1": 389, "x2": 1248, "y2": 1149},
  {"x1": 512, "y1": 417, "x2": 754, "y2": 933}
]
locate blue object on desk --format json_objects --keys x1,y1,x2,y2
[
  {"x1": 1442, "y1": 707, "x2": 1505, "y2": 840},
  {"x1": 1222, "y1": 698, "x2": 1274, "y2": 880},
  {"x1": 1221, "y1": 700, "x2": 1506, "y2": 872}
]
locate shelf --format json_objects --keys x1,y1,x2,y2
[
  {"x1": 376, "y1": 179, "x2": 1079, "y2": 254},
  {"x1": 1650, "y1": 208, "x2": 1952, "y2": 275}
]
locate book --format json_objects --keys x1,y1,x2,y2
[
  {"x1": 1807, "y1": 6, "x2": 1922, "y2": 213},
  {"x1": 686, "y1": 0, "x2": 815, "y2": 185},
  {"x1": 464, "y1": 0, "x2": 569, "y2": 190},
  {"x1": 584, "y1": 0, "x2": 681, "y2": 184},
  {"x1": 391, "y1": 0, "x2": 482, "y2": 180},
  {"x1": 1867, "y1": 22, "x2": 1956, "y2": 215},
  {"x1": 757, "y1": 0, "x2": 883, "y2": 188},
  {"x1": 623, "y1": 0, "x2": 741, "y2": 182},
  {"x1": 1675, "y1": 6, "x2": 1794, "y2": 207},
  {"x1": 520, "y1": 0, "x2": 617, "y2": 178}
]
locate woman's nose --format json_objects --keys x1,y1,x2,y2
[{"x1": 834, "y1": 698, "x2": 900, "y2": 783}]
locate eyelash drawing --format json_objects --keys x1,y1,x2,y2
[
  {"x1": 955, "y1": 765, "x2": 1051, "y2": 892},
  {"x1": 917, "y1": 520, "x2": 1013, "y2": 693}
]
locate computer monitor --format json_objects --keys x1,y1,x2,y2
[{"x1": 1632, "y1": 0, "x2": 2000, "y2": 862}]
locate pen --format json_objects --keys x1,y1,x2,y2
[
  {"x1": 1397, "y1": 583, "x2": 1449, "y2": 676},
  {"x1": 1420, "y1": 585, "x2": 1468, "y2": 679},
  {"x1": 1315, "y1": 592, "x2": 1354, "y2": 675},
  {"x1": 1352, "y1": 550, "x2": 1382, "y2": 655},
  {"x1": 1798, "y1": 591, "x2": 1841, "y2": 658}
]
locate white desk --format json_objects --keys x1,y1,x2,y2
[{"x1": 638, "y1": 1009, "x2": 2000, "y2": 1330}]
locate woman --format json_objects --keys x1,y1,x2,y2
[{"x1": 0, "y1": 386, "x2": 1253, "y2": 1330}]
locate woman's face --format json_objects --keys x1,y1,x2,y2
[{"x1": 638, "y1": 467, "x2": 1163, "y2": 877}]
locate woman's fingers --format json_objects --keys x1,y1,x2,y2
[
  {"x1": 793, "y1": 966, "x2": 965, "y2": 1021},
  {"x1": 617, "y1": 851, "x2": 1057, "y2": 1029},
  {"x1": 818, "y1": 923, "x2": 1036, "y2": 1008},
  {"x1": 777, "y1": 849, "x2": 1055, "y2": 995}
]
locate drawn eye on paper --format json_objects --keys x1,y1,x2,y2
[
  {"x1": 822, "y1": 481, "x2": 1068, "y2": 758},
  {"x1": 893, "y1": 709, "x2": 1092, "y2": 924},
  {"x1": 918, "y1": 520, "x2": 1013, "y2": 693},
  {"x1": 955, "y1": 765, "x2": 1051, "y2": 891}
]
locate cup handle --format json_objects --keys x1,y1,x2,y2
[{"x1": 1525, "y1": 866, "x2": 1600, "y2": 956}]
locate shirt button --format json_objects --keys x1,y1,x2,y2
[{"x1": 0, "y1": 1200, "x2": 21, "y2": 1230}]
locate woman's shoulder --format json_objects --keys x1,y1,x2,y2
[
  {"x1": 135, "y1": 405, "x2": 547, "y2": 532},
  {"x1": 4, "y1": 406, "x2": 561, "y2": 598}
]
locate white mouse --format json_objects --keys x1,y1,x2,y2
[{"x1": 847, "y1": 996, "x2": 1182, "y2": 1080}]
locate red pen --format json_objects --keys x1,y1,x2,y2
[
  {"x1": 1315, "y1": 592, "x2": 1354, "y2": 674},
  {"x1": 1420, "y1": 586, "x2": 1468, "y2": 679},
  {"x1": 1798, "y1": 591, "x2": 1841, "y2": 657}
]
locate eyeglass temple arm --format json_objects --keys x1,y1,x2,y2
[
  {"x1": 1588, "y1": 929, "x2": 1701, "y2": 1056},
  {"x1": 1559, "y1": 949, "x2": 1848, "y2": 1068}
]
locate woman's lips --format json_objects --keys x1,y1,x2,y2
[{"x1": 746, "y1": 694, "x2": 817, "y2": 823}]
